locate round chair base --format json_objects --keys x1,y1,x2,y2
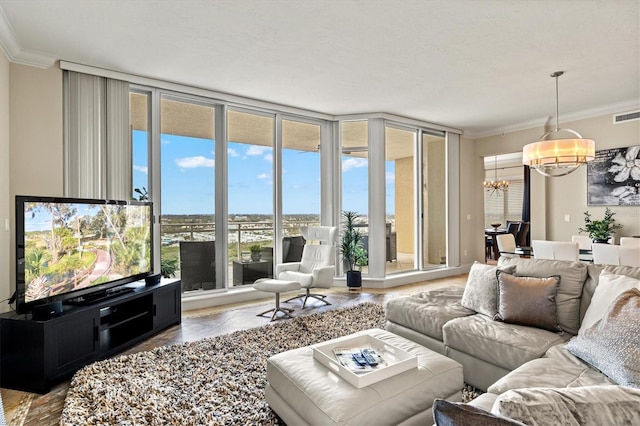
[{"x1": 253, "y1": 278, "x2": 302, "y2": 321}]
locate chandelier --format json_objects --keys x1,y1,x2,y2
[
  {"x1": 522, "y1": 71, "x2": 595, "y2": 177},
  {"x1": 484, "y1": 155, "x2": 509, "y2": 197}
]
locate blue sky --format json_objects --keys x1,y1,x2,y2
[{"x1": 132, "y1": 131, "x2": 394, "y2": 216}]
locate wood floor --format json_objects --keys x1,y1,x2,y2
[{"x1": 4, "y1": 274, "x2": 467, "y2": 426}]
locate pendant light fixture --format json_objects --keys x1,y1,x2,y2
[
  {"x1": 522, "y1": 71, "x2": 595, "y2": 177},
  {"x1": 484, "y1": 155, "x2": 509, "y2": 197}
]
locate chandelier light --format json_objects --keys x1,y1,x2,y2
[
  {"x1": 522, "y1": 71, "x2": 595, "y2": 177},
  {"x1": 484, "y1": 155, "x2": 509, "y2": 197}
]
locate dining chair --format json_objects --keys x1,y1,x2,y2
[
  {"x1": 531, "y1": 240, "x2": 554, "y2": 260},
  {"x1": 516, "y1": 222, "x2": 530, "y2": 247},
  {"x1": 618, "y1": 246, "x2": 640, "y2": 267},
  {"x1": 496, "y1": 234, "x2": 518, "y2": 258},
  {"x1": 552, "y1": 242, "x2": 580, "y2": 261},
  {"x1": 619, "y1": 237, "x2": 640, "y2": 248},
  {"x1": 571, "y1": 235, "x2": 592, "y2": 251},
  {"x1": 591, "y1": 243, "x2": 620, "y2": 265}
]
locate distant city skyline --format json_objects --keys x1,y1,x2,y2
[{"x1": 132, "y1": 131, "x2": 395, "y2": 216}]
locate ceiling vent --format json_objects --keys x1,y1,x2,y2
[{"x1": 613, "y1": 110, "x2": 640, "y2": 124}]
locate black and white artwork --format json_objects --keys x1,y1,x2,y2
[{"x1": 587, "y1": 145, "x2": 640, "y2": 206}]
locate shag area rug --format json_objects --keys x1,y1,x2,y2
[{"x1": 61, "y1": 303, "x2": 479, "y2": 425}]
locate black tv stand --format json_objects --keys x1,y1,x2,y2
[
  {"x1": 0, "y1": 279, "x2": 181, "y2": 394},
  {"x1": 66, "y1": 286, "x2": 136, "y2": 306}
]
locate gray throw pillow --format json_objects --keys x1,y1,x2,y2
[
  {"x1": 461, "y1": 262, "x2": 516, "y2": 317},
  {"x1": 495, "y1": 271, "x2": 561, "y2": 332},
  {"x1": 433, "y1": 399, "x2": 525, "y2": 426},
  {"x1": 567, "y1": 288, "x2": 640, "y2": 388}
]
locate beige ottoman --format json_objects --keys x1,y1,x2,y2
[
  {"x1": 253, "y1": 278, "x2": 301, "y2": 321},
  {"x1": 266, "y1": 328, "x2": 463, "y2": 425}
]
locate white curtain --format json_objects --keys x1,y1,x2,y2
[{"x1": 64, "y1": 71, "x2": 130, "y2": 200}]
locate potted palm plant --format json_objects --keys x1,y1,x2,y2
[
  {"x1": 578, "y1": 207, "x2": 623, "y2": 243},
  {"x1": 249, "y1": 244, "x2": 262, "y2": 261},
  {"x1": 340, "y1": 211, "x2": 368, "y2": 289}
]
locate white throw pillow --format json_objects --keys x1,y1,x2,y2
[
  {"x1": 579, "y1": 270, "x2": 640, "y2": 334},
  {"x1": 461, "y1": 262, "x2": 515, "y2": 317}
]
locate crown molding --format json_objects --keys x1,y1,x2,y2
[
  {"x1": 466, "y1": 99, "x2": 640, "y2": 140},
  {"x1": 0, "y1": 6, "x2": 56, "y2": 68}
]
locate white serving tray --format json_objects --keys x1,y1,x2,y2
[{"x1": 312, "y1": 333, "x2": 418, "y2": 388}]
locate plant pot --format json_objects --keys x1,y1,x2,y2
[
  {"x1": 346, "y1": 270, "x2": 362, "y2": 288},
  {"x1": 592, "y1": 239, "x2": 609, "y2": 244},
  {"x1": 251, "y1": 253, "x2": 261, "y2": 261}
]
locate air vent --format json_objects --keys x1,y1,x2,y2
[{"x1": 613, "y1": 110, "x2": 640, "y2": 124}]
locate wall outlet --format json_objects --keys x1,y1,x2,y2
[
  {"x1": 466, "y1": 214, "x2": 471, "y2": 221},
  {"x1": 564, "y1": 214, "x2": 571, "y2": 222},
  {"x1": 463, "y1": 249, "x2": 467, "y2": 256}
]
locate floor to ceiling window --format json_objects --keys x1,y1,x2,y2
[
  {"x1": 385, "y1": 125, "x2": 415, "y2": 274},
  {"x1": 341, "y1": 120, "x2": 369, "y2": 274},
  {"x1": 130, "y1": 91, "x2": 150, "y2": 202},
  {"x1": 422, "y1": 131, "x2": 447, "y2": 268},
  {"x1": 282, "y1": 118, "x2": 321, "y2": 259},
  {"x1": 159, "y1": 96, "x2": 217, "y2": 292},
  {"x1": 227, "y1": 109, "x2": 275, "y2": 287}
]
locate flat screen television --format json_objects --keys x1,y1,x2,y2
[{"x1": 15, "y1": 195, "x2": 153, "y2": 314}]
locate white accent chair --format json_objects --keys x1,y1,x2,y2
[
  {"x1": 571, "y1": 235, "x2": 592, "y2": 251},
  {"x1": 532, "y1": 240, "x2": 579, "y2": 261},
  {"x1": 620, "y1": 237, "x2": 640, "y2": 248},
  {"x1": 278, "y1": 226, "x2": 338, "y2": 308},
  {"x1": 619, "y1": 246, "x2": 640, "y2": 267},
  {"x1": 496, "y1": 234, "x2": 518, "y2": 258},
  {"x1": 592, "y1": 243, "x2": 620, "y2": 265}
]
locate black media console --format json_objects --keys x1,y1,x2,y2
[{"x1": 0, "y1": 279, "x2": 181, "y2": 393}]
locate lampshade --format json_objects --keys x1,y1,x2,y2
[{"x1": 523, "y1": 71, "x2": 595, "y2": 177}]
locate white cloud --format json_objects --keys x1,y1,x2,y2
[
  {"x1": 264, "y1": 153, "x2": 273, "y2": 163},
  {"x1": 228, "y1": 148, "x2": 239, "y2": 157},
  {"x1": 161, "y1": 138, "x2": 171, "y2": 145},
  {"x1": 175, "y1": 156, "x2": 215, "y2": 170},
  {"x1": 342, "y1": 157, "x2": 368, "y2": 172},
  {"x1": 246, "y1": 145, "x2": 272, "y2": 156},
  {"x1": 386, "y1": 172, "x2": 395, "y2": 183},
  {"x1": 257, "y1": 173, "x2": 270, "y2": 179},
  {"x1": 133, "y1": 165, "x2": 148, "y2": 174}
]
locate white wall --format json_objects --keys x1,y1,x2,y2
[
  {"x1": 474, "y1": 113, "x2": 640, "y2": 249},
  {"x1": 7, "y1": 63, "x2": 63, "y2": 311},
  {"x1": 0, "y1": 50, "x2": 10, "y2": 310}
]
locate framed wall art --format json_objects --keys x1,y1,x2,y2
[{"x1": 587, "y1": 145, "x2": 640, "y2": 206}]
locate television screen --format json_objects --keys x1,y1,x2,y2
[{"x1": 16, "y1": 196, "x2": 153, "y2": 312}]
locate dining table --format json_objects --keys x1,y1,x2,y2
[{"x1": 507, "y1": 247, "x2": 594, "y2": 263}]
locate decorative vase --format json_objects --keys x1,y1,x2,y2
[
  {"x1": 251, "y1": 253, "x2": 261, "y2": 261},
  {"x1": 346, "y1": 270, "x2": 362, "y2": 289}
]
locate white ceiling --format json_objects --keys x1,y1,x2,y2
[{"x1": 1, "y1": 0, "x2": 638, "y2": 138}]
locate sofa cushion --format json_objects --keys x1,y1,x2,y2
[
  {"x1": 567, "y1": 288, "x2": 640, "y2": 388},
  {"x1": 495, "y1": 271, "x2": 560, "y2": 332},
  {"x1": 492, "y1": 386, "x2": 640, "y2": 426},
  {"x1": 582, "y1": 264, "x2": 640, "y2": 322},
  {"x1": 498, "y1": 257, "x2": 587, "y2": 335},
  {"x1": 443, "y1": 314, "x2": 565, "y2": 371},
  {"x1": 488, "y1": 344, "x2": 614, "y2": 395},
  {"x1": 461, "y1": 262, "x2": 516, "y2": 317},
  {"x1": 579, "y1": 270, "x2": 640, "y2": 334},
  {"x1": 432, "y1": 399, "x2": 525, "y2": 426},
  {"x1": 385, "y1": 287, "x2": 474, "y2": 341}
]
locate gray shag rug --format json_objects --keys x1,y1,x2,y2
[{"x1": 62, "y1": 302, "x2": 480, "y2": 425}]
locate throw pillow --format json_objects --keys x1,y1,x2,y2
[
  {"x1": 567, "y1": 288, "x2": 640, "y2": 388},
  {"x1": 492, "y1": 386, "x2": 640, "y2": 426},
  {"x1": 494, "y1": 271, "x2": 561, "y2": 332},
  {"x1": 461, "y1": 262, "x2": 516, "y2": 317},
  {"x1": 579, "y1": 270, "x2": 640, "y2": 334},
  {"x1": 432, "y1": 399, "x2": 525, "y2": 426}
]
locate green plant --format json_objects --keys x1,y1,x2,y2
[
  {"x1": 578, "y1": 207, "x2": 623, "y2": 242},
  {"x1": 161, "y1": 255, "x2": 178, "y2": 278},
  {"x1": 249, "y1": 244, "x2": 262, "y2": 254},
  {"x1": 340, "y1": 211, "x2": 368, "y2": 272}
]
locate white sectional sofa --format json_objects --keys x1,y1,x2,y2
[{"x1": 385, "y1": 257, "x2": 640, "y2": 425}]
